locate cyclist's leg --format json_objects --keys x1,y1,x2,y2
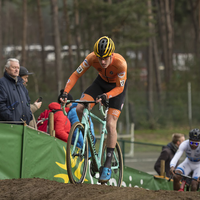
[
  {"x1": 77, "y1": 76, "x2": 104, "y2": 118},
  {"x1": 174, "y1": 159, "x2": 191, "y2": 190},
  {"x1": 99, "y1": 111, "x2": 119, "y2": 183},
  {"x1": 99, "y1": 82, "x2": 126, "y2": 183},
  {"x1": 76, "y1": 94, "x2": 94, "y2": 121},
  {"x1": 173, "y1": 169, "x2": 183, "y2": 190},
  {"x1": 76, "y1": 78, "x2": 100, "y2": 120},
  {"x1": 77, "y1": 80, "x2": 101, "y2": 157},
  {"x1": 105, "y1": 113, "x2": 119, "y2": 162},
  {"x1": 191, "y1": 163, "x2": 200, "y2": 191}
]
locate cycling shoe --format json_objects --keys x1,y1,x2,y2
[{"x1": 98, "y1": 167, "x2": 111, "y2": 184}]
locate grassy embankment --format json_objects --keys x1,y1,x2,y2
[{"x1": 134, "y1": 127, "x2": 190, "y2": 145}]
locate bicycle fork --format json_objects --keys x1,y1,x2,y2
[{"x1": 179, "y1": 180, "x2": 186, "y2": 191}]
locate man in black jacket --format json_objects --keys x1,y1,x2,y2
[
  {"x1": 154, "y1": 133, "x2": 185, "y2": 178},
  {"x1": 0, "y1": 58, "x2": 32, "y2": 124}
]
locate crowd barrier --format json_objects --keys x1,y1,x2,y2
[{"x1": 0, "y1": 123, "x2": 173, "y2": 190}]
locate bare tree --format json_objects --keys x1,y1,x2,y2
[
  {"x1": 147, "y1": 0, "x2": 154, "y2": 127},
  {"x1": 189, "y1": 0, "x2": 200, "y2": 57},
  {"x1": 21, "y1": 0, "x2": 27, "y2": 66},
  {"x1": 0, "y1": 0, "x2": 2, "y2": 77},
  {"x1": 152, "y1": 37, "x2": 162, "y2": 104},
  {"x1": 63, "y1": 0, "x2": 73, "y2": 74},
  {"x1": 156, "y1": 0, "x2": 174, "y2": 85},
  {"x1": 51, "y1": 0, "x2": 63, "y2": 94},
  {"x1": 37, "y1": 0, "x2": 46, "y2": 83},
  {"x1": 165, "y1": 0, "x2": 174, "y2": 82},
  {"x1": 74, "y1": 0, "x2": 84, "y2": 92}
]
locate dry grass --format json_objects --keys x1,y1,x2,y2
[{"x1": 134, "y1": 127, "x2": 190, "y2": 145}]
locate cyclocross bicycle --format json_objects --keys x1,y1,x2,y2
[
  {"x1": 169, "y1": 170, "x2": 199, "y2": 191},
  {"x1": 62, "y1": 100, "x2": 123, "y2": 187}
]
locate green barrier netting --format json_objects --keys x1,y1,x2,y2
[
  {"x1": 0, "y1": 124, "x2": 23, "y2": 179},
  {"x1": 0, "y1": 124, "x2": 173, "y2": 190}
]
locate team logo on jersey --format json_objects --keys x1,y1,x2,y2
[
  {"x1": 76, "y1": 66, "x2": 83, "y2": 74},
  {"x1": 112, "y1": 110, "x2": 120, "y2": 117},
  {"x1": 83, "y1": 59, "x2": 89, "y2": 68},
  {"x1": 118, "y1": 72, "x2": 125, "y2": 78},
  {"x1": 120, "y1": 80, "x2": 125, "y2": 87},
  {"x1": 110, "y1": 71, "x2": 113, "y2": 74}
]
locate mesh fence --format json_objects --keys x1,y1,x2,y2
[{"x1": 118, "y1": 140, "x2": 186, "y2": 175}]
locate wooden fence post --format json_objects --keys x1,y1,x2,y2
[
  {"x1": 160, "y1": 160, "x2": 165, "y2": 177},
  {"x1": 48, "y1": 112, "x2": 54, "y2": 136}
]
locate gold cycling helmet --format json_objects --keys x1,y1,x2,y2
[{"x1": 94, "y1": 36, "x2": 115, "y2": 58}]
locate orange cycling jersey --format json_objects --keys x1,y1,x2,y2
[{"x1": 64, "y1": 52, "x2": 127, "y2": 99}]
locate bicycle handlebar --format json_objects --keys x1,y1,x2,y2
[
  {"x1": 168, "y1": 170, "x2": 199, "y2": 182},
  {"x1": 62, "y1": 100, "x2": 109, "y2": 118},
  {"x1": 173, "y1": 170, "x2": 198, "y2": 182}
]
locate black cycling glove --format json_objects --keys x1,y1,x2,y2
[
  {"x1": 61, "y1": 93, "x2": 68, "y2": 100},
  {"x1": 97, "y1": 94, "x2": 109, "y2": 107}
]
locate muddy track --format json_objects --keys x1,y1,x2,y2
[{"x1": 0, "y1": 178, "x2": 200, "y2": 200}]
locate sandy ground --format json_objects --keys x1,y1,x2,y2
[{"x1": 0, "y1": 178, "x2": 200, "y2": 200}]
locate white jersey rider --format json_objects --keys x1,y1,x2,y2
[{"x1": 170, "y1": 128, "x2": 200, "y2": 191}]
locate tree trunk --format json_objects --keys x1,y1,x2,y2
[
  {"x1": 147, "y1": 0, "x2": 154, "y2": 128},
  {"x1": 74, "y1": 0, "x2": 84, "y2": 92},
  {"x1": 37, "y1": 0, "x2": 46, "y2": 83},
  {"x1": 165, "y1": 0, "x2": 173, "y2": 82},
  {"x1": 51, "y1": 0, "x2": 62, "y2": 94},
  {"x1": 21, "y1": 0, "x2": 27, "y2": 66},
  {"x1": 189, "y1": 0, "x2": 199, "y2": 57},
  {"x1": 157, "y1": 0, "x2": 169, "y2": 84},
  {"x1": 0, "y1": 0, "x2": 3, "y2": 77},
  {"x1": 63, "y1": 0, "x2": 74, "y2": 75},
  {"x1": 153, "y1": 37, "x2": 162, "y2": 105}
]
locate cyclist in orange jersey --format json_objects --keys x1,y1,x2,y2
[{"x1": 61, "y1": 36, "x2": 127, "y2": 184}]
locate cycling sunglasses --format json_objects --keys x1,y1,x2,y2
[{"x1": 190, "y1": 141, "x2": 200, "y2": 146}]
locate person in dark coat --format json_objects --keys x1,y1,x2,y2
[
  {"x1": 19, "y1": 66, "x2": 42, "y2": 129},
  {"x1": 0, "y1": 58, "x2": 32, "y2": 124},
  {"x1": 154, "y1": 133, "x2": 185, "y2": 178}
]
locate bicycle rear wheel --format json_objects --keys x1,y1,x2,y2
[
  {"x1": 67, "y1": 122, "x2": 88, "y2": 184},
  {"x1": 101, "y1": 140, "x2": 123, "y2": 187}
]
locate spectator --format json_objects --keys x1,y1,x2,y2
[
  {"x1": 0, "y1": 58, "x2": 32, "y2": 124},
  {"x1": 154, "y1": 133, "x2": 185, "y2": 178},
  {"x1": 19, "y1": 66, "x2": 42, "y2": 129},
  {"x1": 37, "y1": 90, "x2": 72, "y2": 143}
]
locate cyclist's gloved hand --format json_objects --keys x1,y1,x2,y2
[
  {"x1": 61, "y1": 93, "x2": 68, "y2": 100},
  {"x1": 60, "y1": 93, "x2": 68, "y2": 105},
  {"x1": 97, "y1": 94, "x2": 109, "y2": 107}
]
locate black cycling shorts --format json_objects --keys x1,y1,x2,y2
[{"x1": 83, "y1": 75, "x2": 127, "y2": 111}]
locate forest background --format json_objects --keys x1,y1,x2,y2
[{"x1": 0, "y1": 0, "x2": 200, "y2": 133}]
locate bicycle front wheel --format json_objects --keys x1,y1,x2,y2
[
  {"x1": 67, "y1": 122, "x2": 88, "y2": 184},
  {"x1": 101, "y1": 140, "x2": 123, "y2": 187}
]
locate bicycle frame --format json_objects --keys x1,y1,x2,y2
[
  {"x1": 172, "y1": 170, "x2": 199, "y2": 192},
  {"x1": 77, "y1": 102, "x2": 108, "y2": 172},
  {"x1": 63, "y1": 100, "x2": 107, "y2": 168}
]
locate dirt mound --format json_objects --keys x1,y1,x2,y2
[{"x1": 0, "y1": 178, "x2": 199, "y2": 200}]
